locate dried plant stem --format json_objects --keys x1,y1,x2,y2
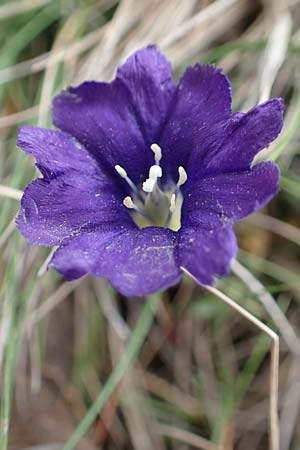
[
  {"x1": 245, "y1": 212, "x2": 300, "y2": 247},
  {"x1": 279, "y1": 359, "x2": 300, "y2": 450},
  {"x1": 232, "y1": 259, "x2": 300, "y2": 356},
  {"x1": 37, "y1": 247, "x2": 58, "y2": 277},
  {"x1": 0, "y1": 220, "x2": 16, "y2": 250},
  {"x1": 160, "y1": 0, "x2": 242, "y2": 50},
  {"x1": 25, "y1": 280, "x2": 81, "y2": 328},
  {"x1": 0, "y1": 297, "x2": 10, "y2": 369},
  {"x1": 154, "y1": 423, "x2": 226, "y2": 450},
  {"x1": 258, "y1": 7, "x2": 292, "y2": 103},
  {"x1": 207, "y1": 285, "x2": 279, "y2": 450},
  {"x1": 0, "y1": 106, "x2": 38, "y2": 128},
  {"x1": 181, "y1": 267, "x2": 279, "y2": 450},
  {"x1": 0, "y1": 186, "x2": 22, "y2": 201}
]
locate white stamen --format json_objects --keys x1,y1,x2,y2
[
  {"x1": 116, "y1": 164, "x2": 144, "y2": 202},
  {"x1": 123, "y1": 196, "x2": 134, "y2": 209},
  {"x1": 149, "y1": 165, "x2": 162, "y2": 180},
  {"x1": 123, "y1": 196, "x2": 154, "y2": 223},
  {"x1": 169, "y1": 193, "x2": 176, "y2": 213},
  {"x1": 177, "y1": 166, "x2": 188, "y2": 187},
  {"x1": 142, "y1": 178, "x2": 156, "y2": 193},
  {"x1": 151, "y1": 143, "x2": 162, "y2": 164},
  {"x1": 115, "y1": 164, "x2": 127, "y2": 178}
]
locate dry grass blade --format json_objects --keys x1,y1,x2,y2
[
  {"x1": 37, "y1": 248, "x2": 58, "y2": 278},
  {"x1": 245, "y1": 213, "x2": 300, "y2": 247},
  {"x1": 25, "y1": 280, "x2": 82, "y2": 328},
  {"x1": 258, "y1": 7, "x2": 292, "y2": 103},
  {"x1": 0, "y1": 107, "x2": 39, "y2": 128},
  {"x1": 279, "y1": 360, "x2": 300, "y2": 450},
  {"x1": 0, "y1": 220, "x2": 16, "y2": 250},
  {"x1": 144, "y1": 372, "x2": 201, "y2": 417},
  {"x1": 95, "y1": 279, "x2": 130, "y2": 340},
  {"x1": 161, "y1": 0, "x2": 243, "y2": 50},
  {"x1": 0, "y1": 296, "x2": 10, "y2": 369},
  {"x1": 206, "y1": 285, "x2": 279, "y2": 450},
  {"x1": 231, "y1": 259, "x2": 300, "y2": 356},
  {"x1": 0, "y1": 186, "x2": 22, "y2": 200},
  {"x1": 154, "y1": 423, "x2": 226, "y2": 450}
]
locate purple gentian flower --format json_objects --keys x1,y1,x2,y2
[{"x1": 16, "y1": 46, "x2": 284, "y2": 297}]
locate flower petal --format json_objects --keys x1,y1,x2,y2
[
  {"x1": 176, "y1": 226, "x2": 237, "y2": 285},
  {"x1": 50, "y1": 226, "x2": 182, "y2": 297},
  {"x1": 202, "y1": 99, "x2": 284, "y2": 175},
  {"x1": 116, "y1": 45, "x2": 176, "y2": 142},
  {"x1": 52, "y1": 46, "x2": 176, "y2": 182},
  {"x1": 182, "y1": 161, "x2": 280, "y2": 229},
  {"x1": 160, "y1": 64, "x2": 232, "y2": 182},
  {"x1": 52, "y1": 80, "x2": 148, "y2": 183},
  {"x1": 17, "y1": 126, "x2": 99, "y2": 179},
  {"x1": 16, "y1": 174, "x2": 131, "y2": 246}
]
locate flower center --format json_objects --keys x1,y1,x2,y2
[{"x1": 115, "y1": 144, "x2": 187, "y2": 231}]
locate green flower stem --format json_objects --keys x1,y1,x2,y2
[{"x1": 62, "y1": 293, "x2": 161, "y2": 450}]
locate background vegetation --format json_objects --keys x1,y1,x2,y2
[{"x1": 0, "y1": 0, "x2": 300, "y2": 449}]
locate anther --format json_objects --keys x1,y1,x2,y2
[
  {"x1": 177, "y1": 166, "x2": 188, "y2": 187},
  {"x1": 115, "y1": 164, "x2": 127, "y2": 179},
  {"x1": 123, "y1": 196, "x2": 154, "y2": 222},
  {"x1": 151, "y1": 143, "x2": 162, "y2": 165},
  {"x1": 123, "y1": 196, "x2": 134, "y2": 209},
  {"x1": 115, "y1": 164, "x2": 144, "y2": 202}
]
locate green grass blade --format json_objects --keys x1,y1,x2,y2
[
  {"x1": 61, "y1": 293, "x2": 160, "y2": 450},
  {"x1": 281, "y1": 175, "x2": 300, "y2": 199},
  {"x1": 0, "y1": 2, "x2": 60, "y2": 69}
]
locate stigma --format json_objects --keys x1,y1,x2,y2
[
  {"x1": 115, "y1": 143, "x2": 188, "y2": 231},
  {"x1": 151, "y1": 143, "x2": 162, "y2": 165}
]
